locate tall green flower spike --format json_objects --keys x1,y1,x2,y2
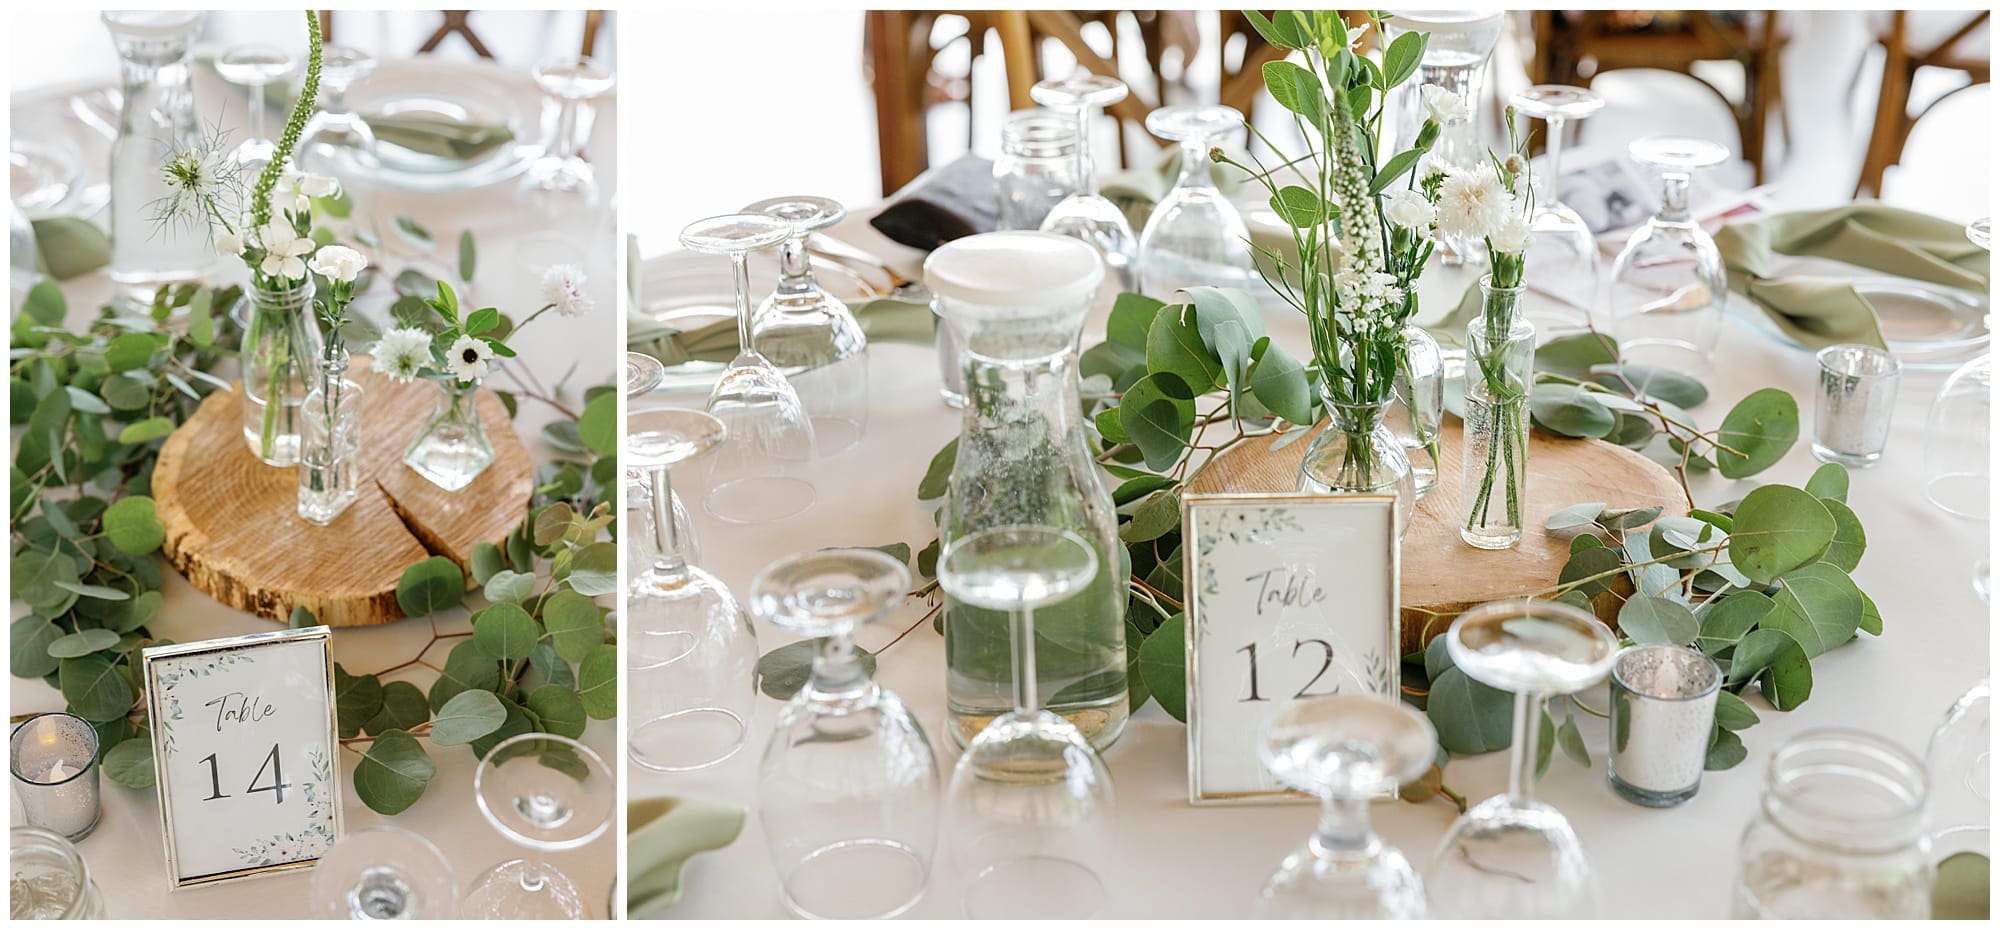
[{"x1": 250, "y1": 9, "x2": 322, "y2": 231}]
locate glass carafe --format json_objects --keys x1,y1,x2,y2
[
  {"x1": 241, "y1": 279, "x2": 323, "y2": 465},
  {"x1": 925, "y1": 231, "x2": 1128, "y2": 753},
  {"x1": 102, "y1": 11, "x2": 213, "y2": 296}
]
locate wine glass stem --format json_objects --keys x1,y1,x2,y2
[
  {"x1": 1177, "y1": 137, "x2": 1214, "y2": 191},
  {"x1": 775, "y1": 232, "x2": 815, "y2": 296},
  {"x1": 249, "y1": 81, "x2": 267, "y2": 144},
  {"x1": 1010, "y1": 603, "x2": 1039, "y2": 715},
  {"x1": 647, "y1": 464, "x2": 686, "y2": 579},
  {"x1": 1659, "y1": 172, "x2": 1692, "y2": 223},
  {"x1": 1071, "y1": 106, "x2": 1098, "y2": 198},
  {"x1": 1542, "y1": 115, "x2": 1566, "y2": 209},
  {"x1": 729, "y1": 251, "x2": 754, "y2": 356},
  {"x1": 1309, "y1": 795, "x2": 1378, "y2": 861},
  {"x1": 551, "y1": 96, "x2": 581, "y2": 161},
  {"x1": 810, "y1": 629, "x2": 867, "y2": 698},
  {"x1": 1508, "y1": 691, "x2": 1546, "y2": 804}
]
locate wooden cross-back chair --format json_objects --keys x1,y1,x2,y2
[
  {"x1": 1854, "y1": 10, "x2": 1990, "y2": 197},
  {"x1": 865, "y1": 10, "x2": 1307, "y2": 195},
  {"x1": 315, "y1": 10, "x2": 606, "y2": 60},
  {"x1": 1528, "y1": 10, "x2": 1786, "y2": 183}
]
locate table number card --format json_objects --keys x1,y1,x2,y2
[
  {"x1": 141, "y1": 626, "x2": 343, "y2": 888},
  {"x1": 1182, "y1": 493, "x2": 1401, "y2": 804}
]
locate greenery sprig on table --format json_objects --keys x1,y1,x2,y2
[{"x1": 10, "y1": 271, "x2": 622, "y2": 813}]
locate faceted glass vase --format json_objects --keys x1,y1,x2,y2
[{"x1": 403, "y1": 379, "x2": 493, "y2": 492}]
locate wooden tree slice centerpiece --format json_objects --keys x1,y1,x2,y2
[
  {"x1": 152, "y1": 357, "x2": 532, "y2": 626},
  {"x1": 1186, "y1": 417, "x2": 1687, "y2": 654}
]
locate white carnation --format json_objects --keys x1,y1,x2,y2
[
  {"x1": 1487, "y1": 206, "x2": 1533, "y2": 253},
  {"x1": 308, "y1": 245, "x2": 368, "y2": 283},
  {"x1": 1383, "y1": 188, "x2": 1435, "y2": 229},
  {"x1": 1421, "y1": 85, "x2": 1470, "y2": 124},
  {"x1": 1434, "y1": 163, "x2": 1512, "y2": 240}
]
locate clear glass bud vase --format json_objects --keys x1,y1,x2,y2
[
  {"x1": 297, "y1": 350, "x2": 364, "y2": 525},
  {"x1": 1387, "y1": 323, "x2": 1444, "y2": 498},
  {"x1": 1460, "y1": 277, "x2": 1535, "y2": 549},
  {"x1": 403, "y1": 379, "x2": 494, "y2": 492},
  {"x1": 241, "y1": 279, "x2": 323, "y2": 466},
  {"x1": 1299, "y1": 396, "x2": 1416, "y2": 536}
]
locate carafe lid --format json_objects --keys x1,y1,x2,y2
[{"x1": 924, "y1": 231, "x2": 1104, "y2": 309}]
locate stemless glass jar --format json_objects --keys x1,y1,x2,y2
[
  {"x1": 102, "y1": 11, "x2": 213, "y2": 296},
  {"x1": 297, "y1": 349, "x2": 364, "y2": 525},
  {"x1": 995, "y1": 110, "x2": 1079, "y2": 232},
  {"x1": 1731, "y1": 729, "x2": 1933, "y2": 919},
  {"x1": 9, "y1": 826, "x2": 104, "y2": 919},
  {"x1": 241, "y1": 279, "x2": 324, "y2": 466},
  {"x1": 925, "y1": 231, "x2": 1128, "y2": 753},
  {"x1": 403, "y1": 379, "x2": 494, "y2": 491},
  {"x1": 1460, "y1": 276, "x2": 1535, "y2": 549},
  {"x1": 1298, "y1": 397, "x2": 1416, "y2": 537},
  {"x1": 1386, "y1": 323, "x2": 1444, "y2": 498}
]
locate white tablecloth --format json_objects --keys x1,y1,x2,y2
[
  {"x1": 636, "y1": 204, "x2": 1990, "y2": 919},
  {"x1": 9, "y1": 56, "x2": 620, "y2": 918}
]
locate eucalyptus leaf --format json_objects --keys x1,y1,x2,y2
[
  {"x1": 1617, "y1": 596, "x2": 1699, "y2": 646},
  {"x1": 58, "y1": 653, "x2": 134, "y2": 722},
  {"x1": 1137, "y1": 614, "x2": 1187, "y2": 723},
  {"x1": 541, "y1": 590, "x2": 605, "y2": 663},
  {"x1": 917, "y1": 439, "x2": 957, "y2": 502},
  {"x1": 1428, "y1": 667, "x2": 1513, "y2": 754},
  {"x1": 1714, "y1": 690, "x2": 1760, "y2": 731},
  {"x1": 363, "y1": 680, "x2": 431, "y2": 736},
  {"x1": 1764, "y1": 563, "x2": 1863, "y2": 657},
  {"x1": 334, "y1": 664, "x2": 385, "y2": 739},
  {"x1": 102, "y1": 735, "x2": 156, "y2": 788},
  {"x1": 102, "y1": 496, "x2": 164, "y2": 555},
  {"x1": 1146, "y1": 303, "x2": 1224, "y2": 393},
  {"x1": 1698, "y1": 591, "x2": 1774, "y2": 654},
  {"x1": 10, "y1": 617, "x2": 63, "y2": 678},
  {"x1": 1804, "y1": 462, "x2": 1849, "y2": 502},
  {"x1": 1728, "y1": 485, "x2": 1836, "y2": 585},
  {"x1": 396, "y1": 556, "x2": 466, "y2": 616},
  {"x1": 1818, "y1": 498, "x2": 1866, "y2": 572},
  {"x1": 472, "y1": 602, "x2": 541, "y2": 661},
  {"x1": 1714, "y1": 388, "x2": 1799, "y2": 478},
  {"x1": 430, "y1": 689, "x2": 509, "y2": 745},
  {"x1": 525, "y1": 685, "x2": 587, "y2": 738},
  {"x1": 1705, "y1": 726, "x2": 1747, "y2": 770},
  {"x1": 47, "y1": 629, "x2": 121, "y2": 659},
  {"x1": 354, "y1": 729, "x2": 435, "y2": 814},
  {"x1": 392, "y1": 216, "x2": 434, "y2": 248},
  {"x1": 567, "y1": 542, "x2": 618, "y2": 596},
  {"x1": 577, "y1": 644, "x2": 618, "y2": 719},
  {"x1": 1529, "y1": 382, "x2": 1616, "y2": 438}
]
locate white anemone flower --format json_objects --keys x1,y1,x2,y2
[
  {"x1": 445, "y1": 334, "x2": 493, "y2": 383},
  {"x1": 1434, "y1": 164, "x2": 1512, "y2": 241},
  {"x1": 539, "y1": 264, "x2": 593, "y2": 317},
  {"x1": 375, "y1": 327, "x2": 434, "y2": 383}
]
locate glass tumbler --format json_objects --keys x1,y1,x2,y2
[
  {"x1": 1607, "y1": 643, "x2": 1722, "y2": 807},
  {"x1": 1731, "y1": 729, "x2": 1933, "y2": 918},
  {"x1": 1813, "y1": 343, "x2": 1901, "y2": 467},
  {"x1": 9, "y1": 713, "x2": 101, "y2": 841}
]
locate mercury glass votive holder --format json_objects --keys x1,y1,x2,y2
[
  {"x1": 1608, "y1": 644, "x2": 1722, "y2": 807},
  {"x1": 9, "y1": 713, "x2": 102, "y2": 841},
  {"x1": 1813, "y1": 343, "x2": 1901, "y2": 467}
]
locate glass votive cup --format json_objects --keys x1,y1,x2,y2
[
  {"x1": 933, "y1": 299, "x2": 966, "y2": 408},
  {"x1": 10, "y1": 825, "x2": 105, "y2": 919},
  {"x1": 10, "y1": 713, "x2": 103, "y2": 841},
  {"x1": 1608, "y1": 643, "x2": 1722, "y2": 807},
  {"x1": 1813, "y1": 343, "x2": 1901, "y2": 467}
]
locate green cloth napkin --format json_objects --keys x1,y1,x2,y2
[
  {"x1": 628, "y1": 296, "x2": 936, "y2": 366},
  {"x1": 625, "y1": 795, "x2": 746, "y2": 916},
  {"x1": 365, "y1": 114, "x2": 517, "y2": 161},
  {"x1": 1714, "y1": 202, "x2": 1991, "y2": 350}
]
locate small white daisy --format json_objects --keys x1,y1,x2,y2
[
  {"x1": 445, "y1": 334, "x2": 493, "y2": 383},
  {"x1": 375, "y1": 328, "x2": 434, "y2": 383},
  {"x1": 539, "y1": 264, "x2": 593, "y2": 317}
]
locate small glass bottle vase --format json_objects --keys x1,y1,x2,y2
[
  {"x1": 241, "y1": 280, "x2": 324, "y2": 466},
  {"x1": 1459, "y1": 278, "x2": 1534, "y2": 549},
  {"x1": 1298, "y1": 397, "x2": 1417, "y2": 536},
  {"x1": 1387, "y1": 323, "x2": 1444, "y2": 498},
  {"x1": 403, "y1": 379, "x2": 494, "y2": 492},
  {"x1": 297, "y1": 352, "x2": 364, "y2": 525}
]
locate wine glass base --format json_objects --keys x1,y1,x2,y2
[
  {"x1": 461, "y1": 859, "x2": 589, "y2": 919},
  {"x1": 1617, "y1": 337, "x2": 1715, "y2": 373},
  {"x1": 780, "y1": 838, "x2": 928, "y2": 920},
  {"x1": 1430, "y1": 797, "x2": 1595, "y2": 918},
  {"x1": 962, "y1": 855, "x2": 1105, "y2": 919},
  {"x1": 810, "y1": 415, "x2": 865, "y2": 457},
  {"x1": 1259, "y1": 845, "x2": 1427, "y2": 919},
  {"x1": 629, "y1": 708, "x2": 747, "y2": 773},
  {"x1": 705, "y1": 476, "x2": 815, "y2": 523}
]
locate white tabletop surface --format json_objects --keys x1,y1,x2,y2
[
  {"x1": 635, "y1": 195, "x2": 1991, "y2": 918},
  {"x1": 9, "y1": 55, "x2": 620, "y2": 918}
]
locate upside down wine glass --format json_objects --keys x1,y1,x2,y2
[
  {"x1": 626, "y1": 408, "x2": 757, "y2": 772},
  {"x1": 752, "y1": 548, "x2": 939, "y2": 919},
  {"x1": 310, "y1": 826, "x2": 459, "y2": 919},
  {"x1": 623, "y1": 352, "x2": 699, "y2": 572},
  {"x1": 1603, "y1": 136, "x2": 1730, "y2": 371},
  {"x1": 1511, "y1": 85, "x2": 1606, "y2": 324},
  {"x1": 518, "y1": 56, "x2": 614, "y2": 233},
  {"x1": 296, "y1": 46, "x2": 380, "y2": 179},
  {"x1": 1256, "y1": 695, "x2": 1440, "y2": 918},
  {"x1": 1428, "y1": 599, "x2": 1620, "y2": 918},
  {"x1": 940, "y1": 525, "x2": 1115, "y2": 919},
  {"x1": 680, "y1": 213, "x2": 817, "y2": 523},
  {"x1": 743, "y1": 195, "x2": 870, "y2": 455},
  {"x1": 1137, "y1": 104, "x2": 1255, "y2": 298},
  {"x1": 1033, "y1": 74, "x2": 1139, "y2": 289},
  {"x1": 214, "y1": 43, "x2": 294, "y2": 169},
  {"x1": 460, "y1": 734, "x2": 615, "y2": 919}
]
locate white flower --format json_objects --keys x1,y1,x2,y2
[
  {"x1": 1487, "y1": 206, "x2": 1533, "y2": 253},
  {"x1": 257, "y1": 223, "x2": 316, "y2": 280},
  {"x1": 1383, "y1": 188, "x2": 1436, "y2": 229},
  {"x1": 216, "y1": 229, "x2": 244, "y2": 256},
  {"x1": 1434, "y1": 163, "x2": 1512, "y2": 240},
  {"x1": 1421, "y1": 85, "x2": 1470, "y2": 124},
  {"x1": 539, "y1": 264, "x2": 593, "y2": 317},
  {"x1": 293, "y1": 193, "x2": 312, "y2": 216},
  {"x1": 445, "y1": 334, "x2": 493, "y2": 383},
  {"x1": 375, "y1": 327, "x2": 434, "y2": 383},
  {"x1": 308, "y1": 245, "x2": 368, "y2": 283},
  {"x1": 297, "y1": 174, "x2": 340, "y2": 198}
]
